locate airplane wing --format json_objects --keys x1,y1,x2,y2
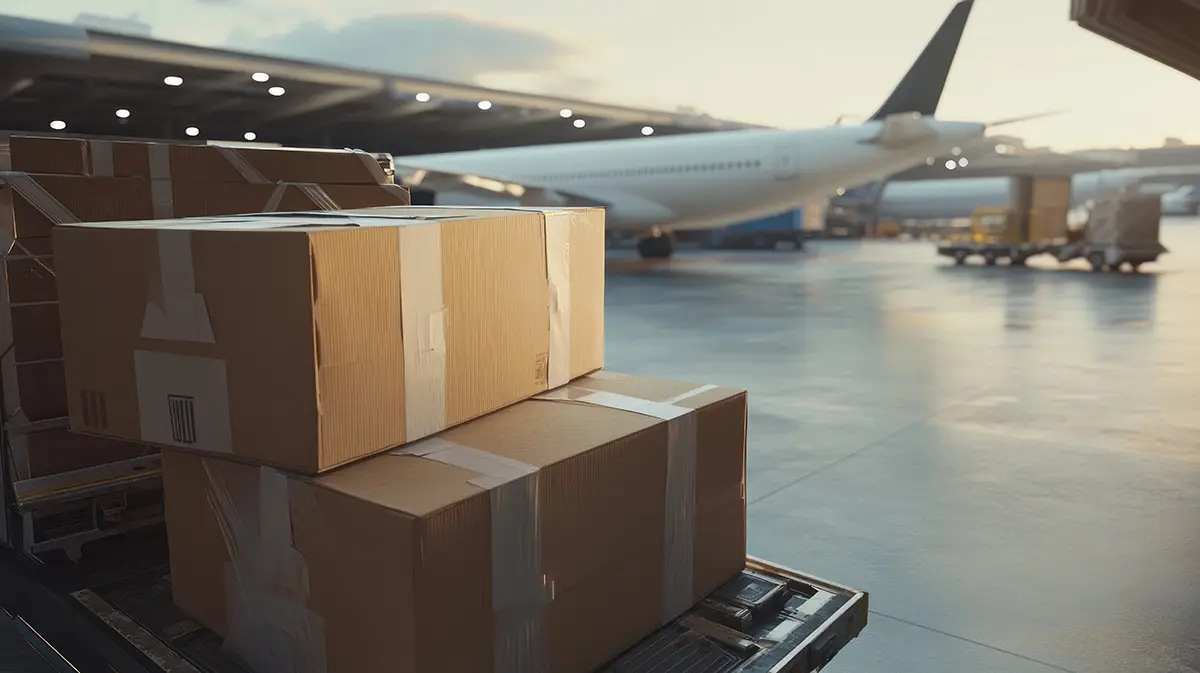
[
  {"x1": 394, "y1": 163, "x2": 677, "y2": 225},
  {"x1": 395, "y1": 163, "x2": 605, "y2": 208}
]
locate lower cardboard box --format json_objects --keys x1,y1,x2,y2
[{"x1": 165, "y1": 371, "x2": 748, "y2": 673}]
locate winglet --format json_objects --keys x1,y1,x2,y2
[{"x1": 867, "y1": 0, "x2": 975, "y2": 122}]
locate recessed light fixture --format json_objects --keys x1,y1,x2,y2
[
  {"x1": 951, "y1": 146, "x2": 962, "y2": 156},
  {"x1": 478, "y1": 100, "x2": 492, "y2": 110},
  {"x1": 641, "y1": 126, "x2": 654, "y2": 136},
  {"x1": 559, "y1": 108, "x2": 572, "y2": 118},
  {"x1": 50, "y1": 120, "x2": 66, "y2": 131},
  {"x1": 958, "y1": 157, "x2": 969, "y2": 167},
  {"x1": 268, "y1": 86, "x2": 286, "y2": 97},
  {"x1": 573, "y1": 118, "x2": 586, "y2": 128},
  {"x1": 836, "y1": 187, "x2": 846, "y2": 196},
  {"x1": 925, "y1": 157, "x2": 935, "y2": 165},
  {"x1": 995, "y1": 144, "x2": 1009, "y2": 154},
  {"x1": 164, "y1": 75, "x2": 184, "y2": 86},
  {"x1": 252, "y1": 72, "x2": 270, "y2": 83},
  {"x1": 185, "y1": 126, "x2": 200, "y2": 137},
  {"x1": 945, "y1": 160, "x2": 957, "y2": 170},
  {"x1": 244, "y1": 131, "x2": 257, "y2": 141},
  {"x1": 415, "y1": 92, "x2": 431, "y2": 102},
  {"x1": 116, "y1": 108, "x2": 131, "y2": 119}
]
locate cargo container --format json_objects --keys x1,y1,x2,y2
[{"x1": 704, "y1": 208, "x2": 812, "y2": 250}]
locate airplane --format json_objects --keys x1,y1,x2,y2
[{"x1": 395, "y1": 0, "x2": 990, "y2": 259}]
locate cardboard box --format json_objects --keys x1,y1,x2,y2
[
  {"x1": 0, "y1": 179, "x2": 408, "y2": 424},
  {"x1": 1, "y1": 173, "x2": 410, "y2": 240},
  {"x1": 57, "y1": 206, "x2": 606, "y2": 473},
  {"x1": 1, "y1": 135, "x2": 395, "y2": 185},
  {"x1": 165, "y1": 371, "x2": 748, "y2": 673}
]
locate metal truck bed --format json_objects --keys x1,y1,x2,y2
[{"x1": 5, "y1": 527, "x2": 866, "y2": 673}]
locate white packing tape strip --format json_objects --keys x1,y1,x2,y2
[
  {"x1": 543, "y1": 211, "x2": 572, "y2": 389},
  {"x1": 140, "y1": 229, "x2": 216, "y2": 343},
  {"x1": 147, "y1": 144, "x2": 175, "y2": 219},
  {"x1": 262, "y1": 184, "x2": 288, "y2": 212},
  {"x1": 535, "y1": 382, "x2": 718, "y2": 622},
  {"x1": 214, "y1": 145, "x2": 270, "y2": 184},
  {"x1": 1, "y1": 172, "x2": 81, "y2": 225},
  {"x1": 203, "y1": 460, "x2": 327, "y2": 673},
  {"x1": 297, "y1": 184, "x2": 341, "y2": 211},
  {"x1": 391, "y1": 438, "x2": 547, "y2": 673},
  {"x1": 397, "y1": 222, "x2": 447, "y2": 441},
  {"x1": 88, "y1": 140, "x2": 114, "y2": 177}
]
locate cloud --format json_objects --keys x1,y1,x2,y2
[{"x1": 227, "y1": 13, "x2": 585, "y2": 87}]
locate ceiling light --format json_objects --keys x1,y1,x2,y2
[
  {"x1": 50, "y1": 120, "x2": 66, "y2": 131},
  {"x1": 252, "y1": 72, "x2": 270, "y2": 83},
  {"x1": 925, "y1": 157, "x2": 935, "y2": 165},
  {"x1": 836, "y1": 187, "x2": 846, "y2": 196},
  {"x1": 573, "y1": 118, "x2": 586, "y2": 128},
  {"x1": 268, "y1": 86, "x2": 286, "y2": 97},
  {"x1": 559, "y1": 108, "x2": 572, "y2": 118},
  {"x1": 244, "y1": 131, "x2": 257, "y2": 141},
  {"x1": 945, "y1": 160, "x2": 957, "y2": 170},
  {"x1": 958, "y1": 157, "x2": 969, "y2": 167},
  {"x1": 415, "y1": 92, "x2": 431, "y2": 103},
  {"x1": 951, "y1": 146, "x2": 962, "y2": 156},
  {"x1": 185, "y1": 126, "x2": 200, "y2": 137},
  {"x1": 478, "y1": 100, "x2": 492, "y2": 110},
  {"x1": 164, "y1": 75, "x2": 183, "y2": 86},
  {"x1": 995, "y1": 144, "x2": 1009, "y2": 154},
  {"x1": 115, "y1": 108, "x2": 130, "y2": 119},
  {"x1": 641, "y1": 126, "x2": 654, "y2": 136}
]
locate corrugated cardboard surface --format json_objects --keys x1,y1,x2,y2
[
  {"x1": 1086, "y1": 193, "x2": 1164, "y2": 247},
  {"x1": 165, "y1": 371, "x2": 748, "y2": 673},
  {"x1": 1, "y1": 136, "x2": 394, "y2": 185},
  {"x1": 57, "y1": 206, "x2": 605, "y2": 473}
]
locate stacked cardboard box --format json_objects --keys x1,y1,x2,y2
[
  {"x1": 1, "y1": 135, "x2": 410, "y2": 493},
  {"x1": 55, "y1": 204, "x2": 750, "y2": 672}
]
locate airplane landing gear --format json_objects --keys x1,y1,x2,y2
[{"x1": 637, "y1": 234, "x2": 674, "y2": 260}]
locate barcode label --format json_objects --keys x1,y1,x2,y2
[
  {"x1": 80, "y1": 390, "x2": 109, "y2": 430},
  {"x1": 168, "y1": 395, "x2": 197, "y2": 444}
]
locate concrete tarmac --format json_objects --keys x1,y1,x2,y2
[{"x1": 604, "y1": 220, "x2": 1200, "y2": 673}]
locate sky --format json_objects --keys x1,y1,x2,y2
[{"x1": 5, "y1": 0, "x2": 1200, "y2": 150}]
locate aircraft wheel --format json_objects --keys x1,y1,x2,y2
[
  {"x1": 953, "y1": 251, "x2": 968, "y2": 266},
  {"x1": 637, "y1": 235, "x2": 674, "y2": 260},
  {"x1": 1088, "y1": 252, "x2": 1105, "y2": 272},
  {"x1": 983, "y1": 250, "x2": 998, "y2": 266}
]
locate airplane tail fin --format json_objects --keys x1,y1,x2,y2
[{"x1": 867, "y1": 0, "x2": 975, "y2": 122}]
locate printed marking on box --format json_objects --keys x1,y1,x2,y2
[{"x1": 134, "y1": 351, "x2": 232, "y2": 453}]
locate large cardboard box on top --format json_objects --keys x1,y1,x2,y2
[
  {"x1": 55, "y1": 206, "x2": 605, "y2": 473},
  {"x1": 164, "y1": 371, "x2": 748, "y2": 673}
]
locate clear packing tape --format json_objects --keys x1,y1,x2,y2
[{"x1": 199, "y1": 378, "x2": 716, "y2": 673}]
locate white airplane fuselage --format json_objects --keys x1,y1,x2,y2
[{"x1": 401, "y1": 120, "x2": 986, "y2": 232}]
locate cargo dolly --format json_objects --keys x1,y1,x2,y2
[
  {"x1": 936, "y1": 241, "x2": 1166, "y2": 272},
  {"x1": 936, "y1": 194, "x2": 1168, "y2": 273},
  {"x1": 35, "y1": 550, "x2": 866, "y2": 673}
]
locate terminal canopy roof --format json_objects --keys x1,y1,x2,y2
[
  {"x1": 0, "y1": 14, "x2": 761, "y2": 156},
  {"x1": 1072, "y1": 0, "x2": 1200, "y2": 82}
]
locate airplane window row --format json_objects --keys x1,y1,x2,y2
[{"x1": 525, "y1": 159, "x2": 763, "y2": 181}]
